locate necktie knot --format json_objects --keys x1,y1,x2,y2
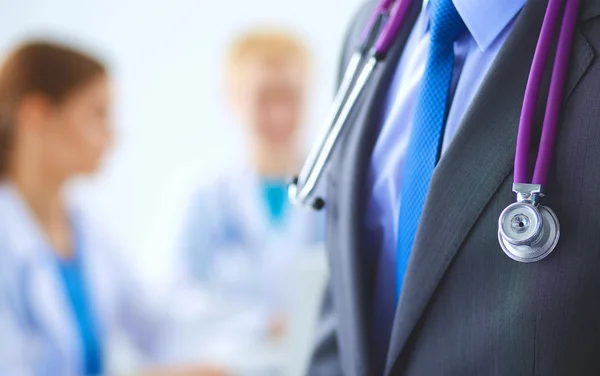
[{"x1": 429, "y1": 0, "x2": 467, "y2": 44}]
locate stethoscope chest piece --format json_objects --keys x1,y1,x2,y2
[{"x1": 498, "y1": 200, "x2": 560, "y2": 263}]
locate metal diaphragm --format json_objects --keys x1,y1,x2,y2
[{"x1": 498, "y1": 202, "x2": 560, "y2": 263}]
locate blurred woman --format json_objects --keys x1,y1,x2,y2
[{"x1": 0, "y1": 41, "x2": 227, "y2": 376}]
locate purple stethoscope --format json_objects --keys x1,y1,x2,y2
[{"x1": 288, "y1": 0, "x2": 580, "y2": 263}]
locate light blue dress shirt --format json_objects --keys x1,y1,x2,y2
[{"x1": 365, "y1": 0, "x2": 527, "y2": 273}]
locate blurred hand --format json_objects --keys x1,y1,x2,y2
[
  {"x1": 141, "y1": 364, "x2": 232, "y2": 376},
  {"x1": 268, "y1": 314, "x2": 287, "y2": 340}
]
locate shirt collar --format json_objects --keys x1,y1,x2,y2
[{"x1": 422, "y1": 0, "x2": 527, "y2": 51}]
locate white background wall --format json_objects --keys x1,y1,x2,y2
[{"x1": 0, "y1": 0, "x2": 363, "y2": 273}]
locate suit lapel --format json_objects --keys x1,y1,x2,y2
[
  {"x1": 327, "y1": 1, "x2": 422, "y2": 375},
  {"x1": 385, "y1": 0, "x2": 596, "y2": 373}
]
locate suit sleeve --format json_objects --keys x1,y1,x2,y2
[{"x1": 306, "y1": 2, "x2": 377, "y2": 375}]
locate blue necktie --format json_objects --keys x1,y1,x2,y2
[{"x1": 395, "y1": 0, "x2": 466, "y2": 298}]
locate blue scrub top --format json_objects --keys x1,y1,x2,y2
[
  {"x1": 260, "y1": 178, "x2": 289, "y2": 226},
  {"x1": 54, "y1": 229, "x2": 103, "y2": 375}
]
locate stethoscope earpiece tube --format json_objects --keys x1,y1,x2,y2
[
  {"x1": 312, "y1": 198, "x2": 326, "y2": 211},
  {"x1": 289, "y1": 0, "x2": 412, "y2": 209},
  {"x1": 288, "y1": 177, "x2": 325, "y2": 210},
  {"x1": 359, "y1": 8, "x2": 388, "y2": 55}
]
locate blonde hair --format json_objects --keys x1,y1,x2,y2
[{"x1": 226, "y1": 28, "x2": 310, "y2": 82}]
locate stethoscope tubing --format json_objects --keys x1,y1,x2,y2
[
  {"x1": 515, "y1": 0, "x2": 579, "y2": 187},
  {"x1": 533, "y1": 0, "x2": 579, "y2": 185},
  {"x1": 290, "y1": 0, "x2": 580, "y2": 212}
]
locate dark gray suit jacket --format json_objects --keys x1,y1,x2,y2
[{"x1": 308, "y1": 0, "x2": 600, "y2": 375}]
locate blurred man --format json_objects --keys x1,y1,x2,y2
[
  {"x1": 176, "y1": 28, "x2": 323, "y2": 362},
  {"x1": 309, "y1": 0, "x2": 600, "y2": 375}
]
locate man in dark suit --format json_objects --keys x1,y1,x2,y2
[{"x1": 308, "y1": 0, "x2": 600, "y2": 375}]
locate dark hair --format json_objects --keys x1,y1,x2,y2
[{"x1": 0, "y1": 40, "x2": 106, "y2": 175}]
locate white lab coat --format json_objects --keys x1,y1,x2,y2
[
  {"x1": 0, "y1": 183, "x2": 171, "y2": 376},
  {"x1": 174, "y1": 166, "x2": 324, "y2": 351}
]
